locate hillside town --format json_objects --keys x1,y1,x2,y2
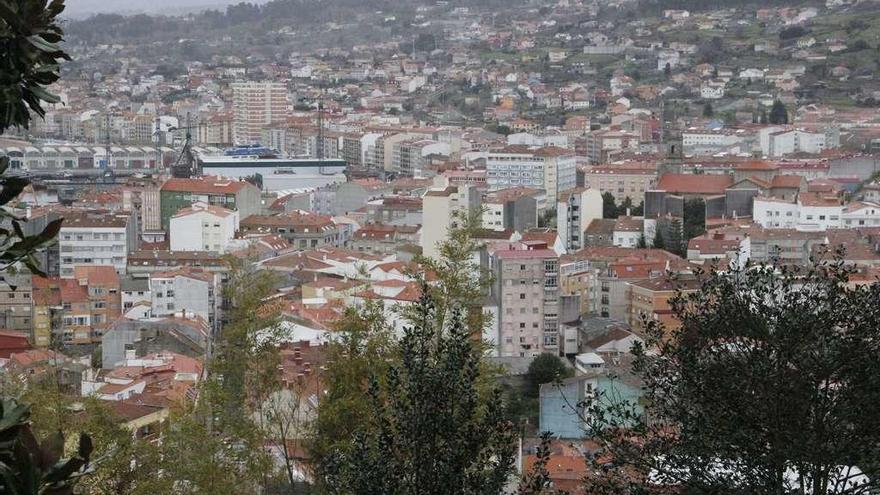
[{"x1": 2, "y1": 0, "x2": 880, "y2": 493}]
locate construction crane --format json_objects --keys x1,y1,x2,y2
[{"x1": 167, "y1": 114, "x2": 200, "y2": 178}]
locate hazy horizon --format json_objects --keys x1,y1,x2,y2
[{"x1": 63, "y1": 0, "x2": 272, "y2": 18}]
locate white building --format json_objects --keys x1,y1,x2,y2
[
  {"x1": 657, "y1": 49, "x2": 681, "y2": 70},
  {"x1": 753, "y1": 197, "x2": 800, "y2": 229},
  {"x1": 767, "y1": 129, "x2": 830, "y2": 157},
  {"x1": 754, "y1": 193, "x2": 843, "y2": 230},
  {"x1": 231, "y1": 81, "x2": 288, "y2": 145},
  {"x1": 682, "y1": 129, "x2": 748, "y2": 155},
  {"x1": 149, "y1": 269, "x2": 220, "y2": 328},
  {"x1": 420, "y1": 185, "x2": 481, "y2": 260},
  {"x1": 486, "y1": 146, "x2": 577, "y2": 197},
  {"x1": 59, "y1": 210, "x2": 137, "y2": 278},
  {"x1": 169, "y1": 202, "x2": 239, "y2": 253},
  {"x1": 700, "y1": 80, "x2": 726, "y2": 99},
  {"x1": 557, "y1": 187, "x2": 602, "y2": 251},
  {"x1": 612, "y1": 216, "x2": 645, "y2": 247},
  {"x1": 842, "y1": 201, "x2": 880, "y2": 228},
  {"x1": 507, "y1": 132, "x2": 569, "y2": 148}
]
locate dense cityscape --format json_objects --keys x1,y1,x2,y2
[{"x1": 1, "y1": 0, "x2": 880, "y2": 493}]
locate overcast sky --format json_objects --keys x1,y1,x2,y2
[{"x1": 63, "y1": 0, "x2": 270, "y2": 17}]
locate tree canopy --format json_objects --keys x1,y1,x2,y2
[
  {"x1": 582, "y1": 257, "x2": 880, "y2": 495},
  {"x1": 524, "y1": 353, "x2": 573, "y2": 397}
]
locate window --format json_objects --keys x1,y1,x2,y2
[{"x1": 520, "y1": 293, "x2": 526, "y2": 299}]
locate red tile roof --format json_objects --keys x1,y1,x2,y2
[
  {"x1": 161, "y1": 176, "x2": 252, "y2": 194},
  {"x1": 770, "y1": 174, "x2": 804, "y2": 189},
  {"x1": 73, "y1": 265, "x2": 119, "y2": 287}
]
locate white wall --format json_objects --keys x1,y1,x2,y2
[
  {"x1": 169, "y1": 207, "x2": 239, "y2": 253},
  {"x1": 754, "y1": 199, "x2": 799, "y2": 228},
  {"x1": 150, "y1": 275, "x2": 213, "y2": 323}
]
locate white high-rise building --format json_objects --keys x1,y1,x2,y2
[
  {"x1": 231, "y1": 82, "x2": 288, "y2": 145},
  {"x1": 486, "y1": 145, "x2": 577, "y2": 197},
  {"x1": 420, "y1": 185, "x2": 480, "y2": 260},
  {"x1": 557, "y1": 187, "x2": 603, "y2": 252}
]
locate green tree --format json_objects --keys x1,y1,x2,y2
[
  {"x1": 667, "y1": 217, "x2": 684, "y2": 256},
  {"x1": 769, "y1": 99, "x2": 789, "y2": 125},
  {"x1": 702, "y1": 102, "x2": 714, "y2": 118},
  {"x1": 310, "y1": 302, "x2": 396, "y2": 491},
  {"x1": 602, "y1": 192, "x2": 618, "y2": 219},
  {"x1": 147, "y1": 409, "x2": 272, "y2": 495},
  {"x1": 581, "y1": 256, "x2": 880, "y2": 495},
  {"x1": 322, "y1": 287, "x2": 516, "y2": 495},
  {"x1": 760, "y1": 109, "x2": 769, "y2": 124},
  {"x1": 313, "y1": 211, "x2": 503, "y2": 491},
  {"x1": 632, "y1": 201, "x2": 644, "y2": 217},
  {"x1": 682, "y1": 198, "x2": 706, "y2": 246},
  {"x1": 524, "y1": 353, "x2": 573, "y2": 397},
  {"x1": 619, "y1": 196, "x2": 634, "y2": 216},
  {"x1": 652, "y1": 226, "x2": 665, "y2": 249}
]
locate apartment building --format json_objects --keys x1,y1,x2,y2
[
  {"x1": 59, "y1": 210, "x2": 138, "y2": 278},
  {"x1": 420, "y1": 185, "x2": 480, "y2": 260},
  {"x1": 583, "y1": 129, "x2": 640, "y2": 164},
  {"x1": 149, "y1": 269, "x2": 219, "y2": 328},
  {"x1": 486, "y1": 145, "x2": 577, "y2": 197},
  {"x1": 391, "y1": 139, "x2": 450, "y2": 177},
  {"x1": 482, "y1": 187, "x2": 540, "y2": 232},
  {"x1": 629, "y1": 278, "x2": 700, "y2": 332},
  {"x1": 0, "y1": 274, "x2": 34, "y2": 336},
  {"x1": 159, "y1": 176, "x2": 261, "y2": 230},
  {"x1": 72, "y1": 266, "x2": 122, "y2": 343},
  {"x1": 169, "y1": 202, "x2": 239, "y2": 253},
  {"x1": 231, "y1": 81, "x2": 287, "y2": 145},
  {"x1": 491, "y1": 241, "x2": 560, "y2": 357},
  {"x1": 767, "y1": 128, "x2": 838, "y2": 157},
  {"x1": 557, "y1": 187, "x2": 602, "y2": 252},
  {"x1": 681, "y1": 129, "x2": 750, "y2": 156},
  {"x1": 196, "y1": 113, "x2": 234, "y2": 147}
]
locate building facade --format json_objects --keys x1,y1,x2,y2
[
  {"x1": 231, "y1": 82, "x2": 288, "y2": 145},
  {"x1": 491, "y1": 242, "x2": 560, "y2": 357}
]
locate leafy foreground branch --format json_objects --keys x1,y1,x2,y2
[{"x1": 0, "y1": 398, "x2": 93, "y2": 495}]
